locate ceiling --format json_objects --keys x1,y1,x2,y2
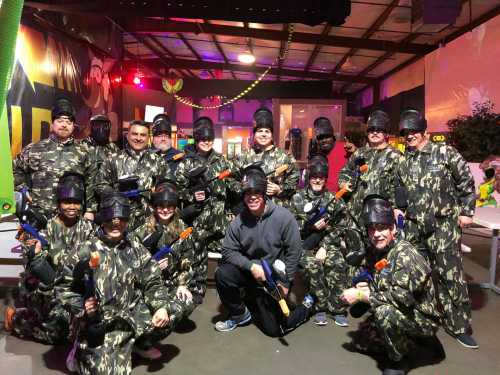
[{"x1": 24, "y1": 0, "x2": 500, "y2": 95}]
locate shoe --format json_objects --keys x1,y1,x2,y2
[
  {"x1": 333, "y1": 314, "x2": 349, "y2": 327},
  {"x1": 302, "y1": 294, "x2": 315, "y2": 309},
  {"x1": 133, "y1": 346, "x2": 162, "y2": 360},
  {"x1": 214, "y1": 307, "x2": 252, "y2": 332},
  {"x1": 313, "y1": 312, "x2": 328, "y2": 326},
  {"x1": 455, "y1": 333, "x2": 479, "y2": 349},
  {"x1": 4, "y1": 306, "x2": 16, "y2": 332},
  {"x1": 382, "y1": 357, "x2": 408, "y2": 375}
]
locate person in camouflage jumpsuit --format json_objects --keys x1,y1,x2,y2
[
  {"x1": 60, "y1": 192, "x2": 180, "y2": 374},
  {"x1": 95, "y1": 120, "x2": 171, "y2": 231},
  {"x1": 290, "y1": 156, "x2": 363, "y2": 327},
  {"x1": 81, "y1": 114, "x2": 120, "y2": 213},
  {"x1": 6, "y1": 174, "x2": 95, "y2": 344},
  {"x1": 133, "y1": 182, "x2": 200, "y2": 323},
  {"x1": 338, "y1": 110, "x2": 401, "y2": 225},
  {"x1": 175, "y1": 117, "x2": 231, "y2": 297},
  {"x1": 229, "y1": 107, "x2": 299, "y2": 210},
  {"x1": 395, "y1": 109, "x2": 478, "y2": 349},
  {"x1": 342, "y1": 197, "x2": 439, "y2": 375},
  {"x1": 13, "y1": 98, "x2": 96, "y2": 221},
  {"x1": 151, "y1": 113, "x2": 184, "y2": 174}
]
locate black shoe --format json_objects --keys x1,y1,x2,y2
[
  {"x1": 455, "y1": 334, "x2": 479, "y2": 349},
  {"x1": 382, "y1": 358, "x2": 408, "y2": 375}
]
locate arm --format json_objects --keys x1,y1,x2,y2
[
  {"x1": 94, "y1": 157, "x2": 116, "y2": 199},
  {"x1": 13, "y1": 143, "x2": 33, "y2": 191},
  {"x1": 220, "y1": 221, "x2": 253, "y2": 271},
  {"x1": 447, "y1": 146, "x2": 476, "y2": 217},
  {"x1": 338, "y1": 150, "x2": 359, "y2": 187},
  {"x1": 280, "y1": 213, "x2": 302, "y2": 286}
]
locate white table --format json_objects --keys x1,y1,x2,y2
[{"x1": 473, "y1": 207, "x2": 500, "y2": 294}]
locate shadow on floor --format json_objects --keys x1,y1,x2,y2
[{"x1": 132, "y1": 343, "x2": 180, "y2": 372}]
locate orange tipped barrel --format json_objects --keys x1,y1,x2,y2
[{"x1": 89, "y1": 252, "x2": 100, "y2": 269}]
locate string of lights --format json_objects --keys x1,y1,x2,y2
[{"x1": 171, "y1": 23, "x2": 294, "y2": 109}]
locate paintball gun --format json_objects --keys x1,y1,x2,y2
[
  {"x1": 117, "y1": 175, "x2": 150, "y2": 199},
  {"x1": 394, "y1": 186, "x2": 408, "y2": 230},
  {"x1": 348, "y1": 259, "x2": 388, "y2": 318},
  {"x1": 337, "y1": 157, "x2": 369, "y2": 200},
  {"x1": 14, "y1": 188, "x2": 48, "y2": 247},
  {"x1": 150, "y1": 227, "x2": 193, "y2": 262},
  {"x1": 74, "y1": 251, "x2": 104, "y2": 348},
  {"x1": 261, "y1": 259, "x2": 290, "y2": 317}
]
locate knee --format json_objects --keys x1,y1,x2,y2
[{"x1": 215, "y1": 263, "x2": 240, "y2": 287}]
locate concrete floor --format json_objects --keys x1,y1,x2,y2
[{"x1": 1, "y1": 228, "x2": 499, "y2": 374}]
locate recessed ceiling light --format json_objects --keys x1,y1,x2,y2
[{"x1": 238, "y1": 53, "x2": 256, "y2": 64}]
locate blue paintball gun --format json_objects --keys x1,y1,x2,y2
[
  {"x1": 261, "y1": 259, "x2": 290, "y2": 317},
  {"x1": 151, "y1": 227, "x2": 193, "y2": 262}
]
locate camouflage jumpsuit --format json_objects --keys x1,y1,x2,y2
[
  {"x1": 95, "y1": 145, "x2": 171, "y2": 230},
  {"x1": 60, "y1": 235, "x2": 179, "y2": 375},
  {"x1": 13, "y1": 216, "x2": 95, "y2": 344},
  {"x1": 290, "y1": 188, "x2": 363, "y2": 315},
  {"x1": 397, "y1": 141, "x2": 475, "y2": 335},
  {"x1": 229, "y1": 146, "x2": 299, "y2": 209},
  {"x1": 133, "y1": 211, "x2": 200, "y2": 321},
  {"x1": 175, "y1": 149, "x2": 230, "y2": 297},
  {"x1": 13, "y1": 135, "x2": 96, "y2": 219},
  {"x1": 368, "y1": 239, "x2": 440, "y2": 361},
  {"x1": 338, "y1": 145, "x2": 401, "y2": 225},
  {"x1": 81, "y1": 137, "x2": 120, "y2": 212}
]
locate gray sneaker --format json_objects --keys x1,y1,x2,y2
[
  {"x1": 333, "y1": 314, "x2": 349, "y2": 327},
  {"x1": 313, "y1": 312, "x2": 328, "y2": 326},
  {"x1": 214, "y1": 308, "x2": 252, "y2": 332}
]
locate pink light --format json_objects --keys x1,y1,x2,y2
[
  {"x1": 133, "y1": 76, "x2": 141, "y2": 85},
  {"x1": 139, "y1": 83, "x2": 144, "y2": 88}
]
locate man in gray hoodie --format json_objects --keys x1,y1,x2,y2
[{"x1": 214, "y1": 167, "x2": 312, "y2": 337}]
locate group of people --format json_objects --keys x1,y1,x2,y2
[{"x1": 4, "y1": 97, "x2": 478, "y2": 375}]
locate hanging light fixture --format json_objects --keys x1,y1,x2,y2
[{"x1": 238, "y1": 52, "x2": 256, "y2": 64}]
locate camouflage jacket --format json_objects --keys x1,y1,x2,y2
[
  {"x1": 368, "y1": 238, "x2": 439, "y2": 321},
  {"x1": 397, "y1": 141, "x2": 475, "y2": 222},
  {"x1": 132, "y1": 212, "x2": 194, "y2": 291},
  {"x1": 63, "y1": 233, "x2": 174, "y2": 327},
  {"x1": 175, "y1": 149, "x2": 230, "y2": 237},
  {"x1": 95, "y1": 144, "x2": 171, "y2": 212},
  {"x1": 13, "y1": 135, "x2": 96, "y2": 218},
  {"x1": 229, "y1": 145, "x2": 299, "y2": 205},
  {"x1": 154, "y1": 147, "x2": 184, "y2": 174},
  {"x1": 338, "y1": 145, "x2": 402, "y2": 220},
  {"x1": 290, "y1": 187, "x2": 364, "y2": 254},
  {"x1": 40, "y1": 216, "x2": 96, "y2": 270}
]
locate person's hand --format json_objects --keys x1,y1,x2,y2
[
  {"x1": 355, "y1": 282, "x2": 370, "y2": 302},
  {"x1": 313, "y1": 217, "x2": 328, "y2": 231},
  {"x1": 341, "y1": 287, "x2": 367, "y2": 305},
  {"x1": 84, "y1": 212, "x2": 95, "y2": 221},
  {"x1": 194, "y1": 191, "x2": 206, "y2": 202},
  {"x1": 250, "y1": 263, "x2": 266, "y2": 282},
  {"x1": 266, "y1": 181, "x2": 282, "y2": 196},
  {"x1": 152, "y1": 308, "x2": 170, "y2": 328},
  {"x1": 339, "y1": 182, "x2": 350, "y2": 191},
  {"x1": 277, "y1": 283, "x2": 289, "y2": 297},
  {"x1": 176, "y1": 286, "x2": 193, "y2": 302},
  {"x1": 458, "y1": 215, "x2": 473, "y2": 229},
  {"x1": 158, "y1": 258, "x2": 169, "y2": 270},
  {"x1": 84, "y1": 297, "x2": 98, "y2": 315},
  {"x1": 315, "y1": 247, "x2": 327, "y2": 262}
]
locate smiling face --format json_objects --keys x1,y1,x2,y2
[
  {"x1": 58, "y1": 200, "x2": 82, "y2": 220},
  {"x1": 367, "y1": 128, "x2": 387, "y2": 148},
  {"x1": 403, "y1": 130, "x2": 427, "y2": 150},
  {"x1": 154, "y1": 204, "x2": 176, "y2": 223},
  {"x1": 102, "y1": 217, "x2": 128, "y2": 240},
  {"x1": 367, "y1": 223, "x2": 396, "y2": 251},
  {"x1": 51, "y1": 116, "x2": 75, "y2": 141},
  {"x1": 153, "y1": 133, "x2": 172, "y2": 152},
  {"x1": 127, "y1": 124, "x2": 149, "y2": 152},
  {"x1": 309, "y1": 176, "x2": 326, "y2": 192},
  {"x1": 244, "y1": 191, "x2": 266, "y2": 216},
  {"x1": 254, "y1": 128, "x2": 273, "y2": 149}
]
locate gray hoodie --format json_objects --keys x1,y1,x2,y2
[{"x1": 221, "y1": 199, "x2": 302, "y2": 286}]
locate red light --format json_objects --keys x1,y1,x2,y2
[
  {"x1": 113, "y1": 76, "x2": 122, "y2": 83},
  {"x1": 133, "y1": 76, "x2": 141, "y2": 85}
]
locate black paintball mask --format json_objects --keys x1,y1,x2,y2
[
  {"x1": 313, "y1": 117, "x2": 336, "y2": 155},
  {"x1": 57, "y1": 172, "x2": 85, "y2": 205},
  {"x1": 367, "y1": 110, "x2": 390, "y2": 134},
  {"x1": 97, "y1": 192, "x2": 130, "y2": 223},
  {"x1": 362, "y1": 195, "x2": 394, "y2": 228},
  {"x1": 151, "y1": 182, "x2": 179, "y2": 207},
  {"x1": 90, "y1": 115, "x2": 111, "y2": 146},
  {"x1": 253, "y1": 107, "x2": 274, "y2": 133},
  {"x1": 193, "y1": 117, "x2": 215, "y2": 142},
  {"x1": 52, "y1": 98, "x2": 76, "y2": 122},
  {"x1": 242, "y1": 168, "x2": 267, "y2": 196},
  {"x1": 152, "y1": 115, "x2": 172, "y2": 137},
  {"x1": 399, "y1": 108, "x2": 427, "y2": 137}
]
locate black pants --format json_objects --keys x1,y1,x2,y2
[{"x1": 215, "y1": 263, "x2": 310, "y2": 337}]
